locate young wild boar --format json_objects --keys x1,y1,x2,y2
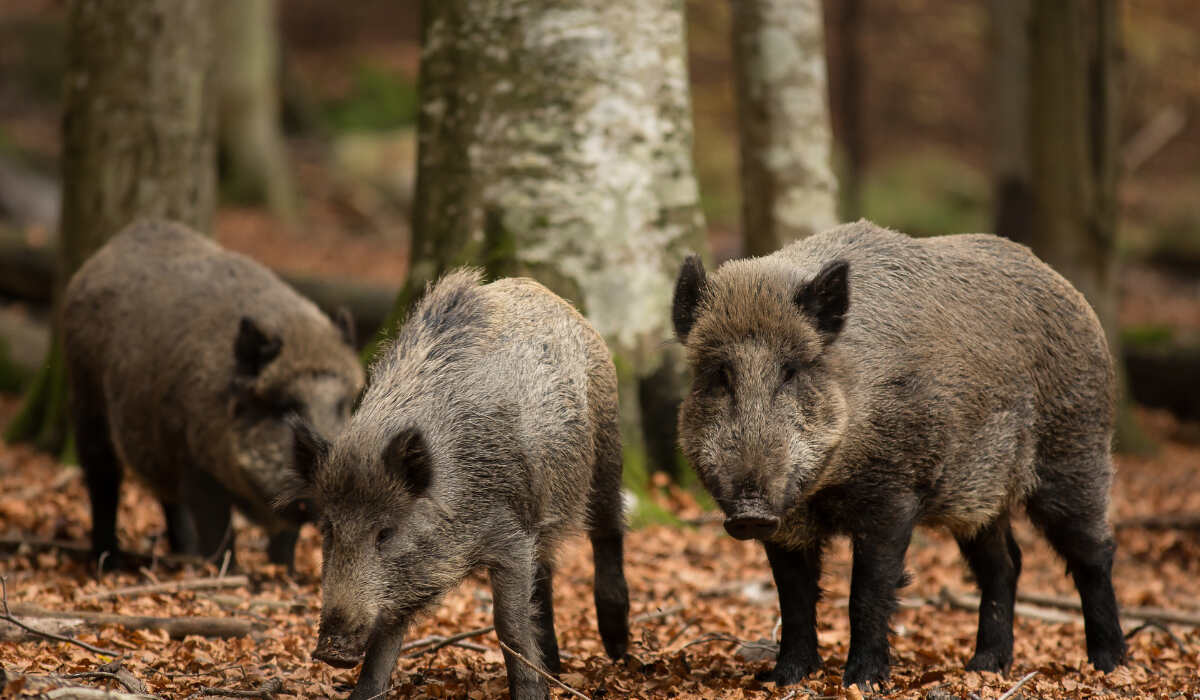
[
  {"x1": 672, "y1": 221, "x2": 1125, "y2": 688},
  {"x1": 63, "y1": 219, "x2": 364, "y2": 570},
  {"x1": 285, "y1": 270, "x2": 630, "y2": 700}
]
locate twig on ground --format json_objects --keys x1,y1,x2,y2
[
  {"x1": 217, "y1": 550, "x2": 232, "y2": 580},
  {"x1": 497, "y1": 640, "x2": 590, "y2": 700},
  {"x1": 185, "y1": 678, "x2": 283, "y2": 700},
  {"x1": 676, "y1": 632, "x2": 777, "y2": 654},
  {"x1": 63, "y1": 670, "x2": 147, "y2": 695},
  {"x1": 938, "y1": 588, "x2": 1081, "y2": 625},
  {"x1": 79, "y1": 576, "x2": 250, "y2": 601},
  {"x1": 0, "y1": 576, "x2": 124, "y2": 657},
  {"x1": 401, "y1": 625, "x2": 494, "y2": 657},
  {"x1": 632, "y1": 604, "x2": 685, "y2": 624},
  {"x1": 1125, "y1": 619, "x2": 1190, "y2": 652},
  {"x1": 664, "y1": 620, "x2": 694, "y2": 649},
  {"x1": 46, "y1": 688, "x2": 159, "y2": 700},
  {"x1": 997, "y1": 670, "x2": 1038, "y2": 700}
]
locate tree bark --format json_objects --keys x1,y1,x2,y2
[
  {"x1": 824, "y1": 0, "x2": 864, "y2": 221},
  {"x1": 383, "y1": 0, "x2": 706, "y2": 476},
  {"x1": 733, "y1": 0, "x2": 839, "y2": 256},
  {"x1": 989, "y1": 0, "x2": 1034, "y2": 245},
  {"x1": 215, "y1": 0, "x2": 298, "y2": 226},
  {"x1": 6, "y1": 0, "x2": 216, "y2": 453},
  {"x1": 1028, "y1": 0, "x2": 1146, "y2": 450}
]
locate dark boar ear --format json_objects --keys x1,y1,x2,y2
[
  {"x1": 332, "y1": 306, "x2": 356, "y2": 348},
  {"x1": 287, "y1": 412, "x2": 329, "y2": 485},
  {"x1": 383, "y1": 427, "x2": 432, "y2": 496},
  {"x1": 235, "y1": 317, "x2": 282, "y2": 376},
  {"x1": 672, "y1": 255, "x2": 708, "y2": 342},
  {"x1": 795, "y1": 260, "x2": 850, "y2": 341}
]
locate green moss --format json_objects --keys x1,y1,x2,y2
[
  {"x1": 323, "y1": 66, "x2": 419, "y2": 133},
  {"x1": 0, "y1": 338, "x2": 34, "y2": 393},
  {"x1": 1121, "y1": 324, "x2": 1174, "y2": 349},
  {"x1": 861, "y1": 150, "x2": 991, "y2": 236}
]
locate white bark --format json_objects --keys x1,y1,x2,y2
[{"x1": 733, "y1": 0, "x2": 838, "y2": 256}]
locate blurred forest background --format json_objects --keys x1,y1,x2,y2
[
  {"x1": 1, "y1": 0, "x2": 1197, "y2": 472},
  {"x1": 0, "y1": 2, "x2": 1198, "y2": 698}
]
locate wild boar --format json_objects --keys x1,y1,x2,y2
[
  {"x1": 672, "y1": 220, "x2": 1125, "y2": 688},
  {"x1": 63, "y1": 219, "x2": 364, "y2": 570},
  {"x1": 286, "y1": 269, "x2": 630, "y2": 700}
]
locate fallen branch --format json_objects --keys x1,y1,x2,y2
[
  {"x1": 401, "y1": 625, "x2": 494, "y2": 657},
  {"x1": 46, "y1": 689, "x2": 160, "y2": 700},
  {"x1": 63, "y1": 671, "x2": 147, "y2": 695},
  {"x1": 7, "y1": 603, "x2": 256, "y2": 640},
  {"x1": 937, "y1": 588, "x2": 1080, "y2": 625},
  {"x1": 79, "y1": 576, "x2": 250, "y2": 602},
  {"x1": 185, "y1": 678, "x2": 283, "y2": 700},
  {"x1": 997, "y1": 670, "x2": 1038, "y2": 700},
  {"x1": 0, "y1": 577, "x2": 123, "y2": 657},
  {"x1": 1114, "y1": 513, "x2": 1200, "y2": 532},
  {"x1": 1015, "y1": 591, "x2": 1200, "y2": 627},
  {"x1": 676, "y1": 632, "x2": 777, "y2": 654},
  {"x1": 497, "y1": 640, "x2": 590, "y2": 700},
  {"x1": 1124, "y1": 619, "x2": 1189, "y2": 652}
]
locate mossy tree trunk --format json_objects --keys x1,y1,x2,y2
[
  {"x1": 733, "y1": 0, "x2": 838, "y2": 256},
  {"x1": 6, "y1": 0, "x2": 216, "y2": 455},
  {"x1": 825, "y1": 0, "x2": 864, "y2": 221},
  {"x1": 1028, "y1": 0, "x2": 1144, "y2": 450},
  {"x1": 378, "y1": 0, "x2": 706, "y2": 479},
  {"x1": 215, "y1": 0, "x2": 298, "y2": 226}
]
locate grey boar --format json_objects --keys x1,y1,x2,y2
[
  {"x1": 63, "y1": 219, "x2": 364, "y2": 570},
  {"x1": 672, "y1": 221, "x2": 1125, "y2": 688},
  {"x1": 284, "y1": 269, "x2": 630, "y2": 700}
]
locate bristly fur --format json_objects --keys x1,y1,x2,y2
[
  {"x1": 62, "y1": 219, "x2": 364, "y2": 570},
  {"x1": 306, "y1": 270, "x2": 630, "y2": 700},
  {"x1": 674, "y1": 220, "x2": 1125, "y2": 687}
]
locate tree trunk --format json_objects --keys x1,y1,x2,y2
[
  {"x1": 824, "y1": 0, "x2": 864, "y2": 221},
  {"x1": 989, "y1": 0, "x2": 1034, "y2": 245},
  {"x1": 6, "y1": 0, "x2": 216, "y2": 454},
  {"x1": 381, "y1": 0, "x2": 706, "y2": 478},
  {"x1": 1028, "y1": 0, "x2": 1145, "y2": 450},
  {"x1": 215, "y1": 0, "x2": 298, "y2": 226},
  {"x1": 733, "y1": 0, "x2": 839, "y2": 256}
]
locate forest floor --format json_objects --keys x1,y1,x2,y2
[{"x1": 1, "y1": 395, "x2": 1198, "y2": 700}]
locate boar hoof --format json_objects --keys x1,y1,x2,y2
[
  {"x1": 964, "y1": 649, "x2": 1011, "y2": 673},
  {"x1": 754, "y1": 657, "x2": 819, "y2": 686},
  {"x1": 1088, "y1": 645, "x2": 1126, "y2": 673},
  {"x1": 842, "y1": 655, "x2": 888, "y2": 689}
]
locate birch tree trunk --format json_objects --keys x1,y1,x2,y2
[
  {"x1": 215, "y1": 0, "x2": 298, "y2": 226},
  {"x1": 6, "y1": 0, "x2": 216, "y2": 453},
  {"x1": 387, "y1": 0, "x2": 706, "y2": 477},
  {"x1": 732, "y1": 0, "x2": 838, "y2": 256}
]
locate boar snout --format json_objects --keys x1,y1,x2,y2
[
  {"x1": 313, "y1": 611, "x2": 369, "y2": 669},
  {"x1": 724, "y1": 499, "x2": 779, "y2": 540}
]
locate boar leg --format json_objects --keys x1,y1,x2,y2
[
  {"x1": 163, "y1": 502, "x2": 200, "y2": 555},
  {"x1": 1027, "y1": 458, "x2": 1125, "y2": 672},
  {"x1": 266, "y1": 529, "x2": 300, "y2": 571},
  {"x1": 955, "y1": 514, "x2": 1021, "y2": 672},
  {"x1": 757, "y1": 541, "x2": 824, "y2": 685},
  {"x1": 74, "y1": 395, "x2": 123, "y2": 569},
  {"x1": 348, "y1": 624, "x2": 405, "y2": 700},
  {"x1": 183, "y1": 470, "x2": 237, "y2": 569},
  {"x1": 490, "y1": 547, "x2": 550, "y2": 700},
  {"x1": 844, "y1": 519, "x2": 914, "y2": 689},
  {"x1": 586, "y1": 412, "x2": 630, "y2": 660},
  {"x1": 532, "y1": 559, "x2": 562, "y2": 675}
]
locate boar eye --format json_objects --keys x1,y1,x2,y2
[
  {"x1": 375, "y1": 527, "x2": 395, "y2": 550},
  {"x1": 781, "y1": 361, "x2": 805, "y2": 384}
]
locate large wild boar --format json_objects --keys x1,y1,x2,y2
[
  {"x1": 672, "y1": 221, "x2": 1125, "y2": 688},
  {"x1": 285, "y1": 270, "x2": 630, "y2": 700},
  {"x1": 63, "y1": 219, "x2": 364, "y2": 570}
]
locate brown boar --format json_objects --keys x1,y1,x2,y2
[
  {"x1": 63, "y1": 219, "x2": 364, "y2": 570},
  {"x1": 286, "y1": 270, "x2": 629, "y2": 700},
  {"x1": 672, "y1": 220, "x2": 1124, "y2": 688}
]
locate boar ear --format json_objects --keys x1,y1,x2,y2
[
  {"x1": 672, "y1": 255, "x2": 708, "y2": 342},
  {"x1": 795, "y1": 260, "x2": 850, "y2": 341},
  {"x1": 235, "y1": 317, "x2": 282, "y2": 376},
  {"x1": 287, "y1": 412, "x2": 329, "y2": 485},
  {"x1": 332, "y1": 306, "x2": 356, "y2": 348},
  {"x1": 383, "y1": 427, "x2": 432, "y2": 496}
]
